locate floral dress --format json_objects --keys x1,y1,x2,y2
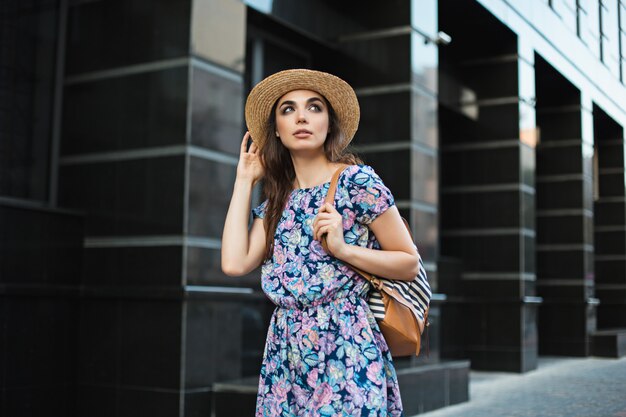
[{"x1": 252, "y1": 164, "x2": 404, "y2": 417}]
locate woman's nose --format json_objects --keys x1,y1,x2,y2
[{"x1": 296, "y1": 110, "x2": 307, "y2": 123}]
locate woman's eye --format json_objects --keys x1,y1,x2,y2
[
  {"x1": 309, "y1": 104, "x2": 322, "y2": 112},
  {"x1": 281, "y1": 106, "x2": 294, "y2": 114}
]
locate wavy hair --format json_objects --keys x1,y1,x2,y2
[{"x1": 259, "y1": 97, "x2": 362, "y2": 260}]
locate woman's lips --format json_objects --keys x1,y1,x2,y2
[{"x1": 293, "y1": 129, "x2": 312, "y2": 138}]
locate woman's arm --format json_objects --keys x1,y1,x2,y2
[
  {"x1": 314, "y1": 204, "x2": 419, "y2": 281},
  {"x1": 221, "y1": 132, "x2": 267, "y2": 276}
]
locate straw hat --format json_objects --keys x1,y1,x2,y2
[{"x1": 244, "y1": 69, "x2": 360, "y2": 150}]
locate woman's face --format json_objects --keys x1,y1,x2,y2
[{"x1": 274, "y1": 89, "x2": 330, "y2": 155}]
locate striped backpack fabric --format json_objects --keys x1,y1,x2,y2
[{"x1": 367, "y1": 244, "x2": 432, "y2": 324}]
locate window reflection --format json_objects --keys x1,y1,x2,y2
[{"x1": 0, "y1": 1, "x2": 58, "y2": 201}]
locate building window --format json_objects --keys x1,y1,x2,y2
[
  {"x1": 617, "y1": 0, "x2": 626, "y2": 83},
  {"x1": 576, "y1": 0, "x2": 588, "y2": 40},
  {"x1": 599, "y1": 0, "x2": 607, "y2": 62}
]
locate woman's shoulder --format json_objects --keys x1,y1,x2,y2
[{"x1": 339, "y1": 164, "x2": 383, "y2": 185}]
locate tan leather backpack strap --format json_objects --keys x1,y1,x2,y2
[
  {"x1": 320, "y1": 163, "x2": 387, "y2": 287},
  {"x1": 321, "y1": 164, "x2": 350, "y2": 256},
  {"x1": 323, "y1": 164, "x2": 350, "y2": 207}
]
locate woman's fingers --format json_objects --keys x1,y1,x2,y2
[
  {"x1": 240, "y1": 132, "x2": 251, "y2": 154},
  {"x1": 313, "y1": 219, "x2": 336, "y2": 240},
  {"x1": 249, "y1": 141, "x2": 258, "y2": 153},
  {"x1": 319, "y1": 202, "x2": 334, "y2": 213}
]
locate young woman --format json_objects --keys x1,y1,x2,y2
[{"x1": 221, "y1": 69, "x2": 420, "y2": 416}]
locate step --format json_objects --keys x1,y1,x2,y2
[
  {"x1": 211, "y1": 360, "x2": 470, "y2": 416},
  {"x1": 591, "y1": 329, "x2": 626, "y2": 358}
]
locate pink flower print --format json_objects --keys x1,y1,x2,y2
[
  {"x1": 307, "y1": 368, "x2": 319, "y2": 388},
  {"x1": 274, "y1": 246, "x2": 287, "y2": 265},
  {"x1": 302, "y1": 328, "x2": 319, "y2": 349},
  {"x1": 367, "y1": 386, "x2": 385, "y2": 409},
  {"x1": 282, "y1": 210, "x2": 296, "y2": 230},
  {"x1": 271, "y1": 377, "x2": 290, "y2": 403},
  {"x1": 342, "y1": 208, "x2": 356, "y2": 229},
  {"x1": 287, "y1": 227, "x2": 302, "y2": 247},
  {"x1": 317, "y1": 333, "x2": 336, "y2": 356},
  {"x1": 363, "y1": 190, "x2": 377, "y2": 206},
  {"x1": 345, "y1": 380, "x2": 366, "y2": 408},
  {"x1": 366, "y1": 361, "x2": 383, "y2": 385},
  {"x1": 292, "y1": 384, "x2": 309, "y2": 407},
  {"x1": 327, "y1": 359, "x2": 346, "y2": 386},
  {"x1": 319, "y1": 264, "x2": 334, "y2": 282},
  {"x1": 309, "y1": 240, "x2": 326, "y2": 261},
  {"x1": 312, "y1": 382, "x2": 333, "y2": 408}
]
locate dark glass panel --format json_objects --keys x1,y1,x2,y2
[
  {"x1": 340, "y1": 34, "x2": 411, "y2": 87},
  {"x1": 83, "y1": 246, "x2": 183, "y2": 287},
  {"x1": 188, "y1": 157, "x2": 237, "y2": 237},
  {"x1": 537, "y1": 249, "x2": 587, "y2": 279},
  {"x1": 246, "y1": 0, "x2": 410, "y2": 39},
  {"x1": 599, "y1": 171, "x2": 626, "y2": 196},
  {"x1": 184, "y1": 300, "x2": 242, "y2": 386},
  {"x1": 358, "y1": 150, "x2": 410, "y2": 200},
  {"x1": 186, "y1": 247, "x2": 261, "y2": 287},
  {"x1": 0, "y1": 205, "x2": 83, "y2": 285},
  {"x1": 461, "y1": 61, "x2": 518, "y2": 99},
  {"x1": 4, "y1": 298, "x2": 75, "y2": 386},
  {"x1": 536, "y1": 179, "x2": 584, "y2": 210},
  {"x1": 66, "y1": 0, "x2": 191, "y2": 74},
  {"x1": 537, "y1": 109, "x2": 582, "y2": 141},
  {"x1": 537, "y1": 143, "x2": 583, "y2": 176},
  {"x1": 412, "y1": 150, "x2": 438, "y2": 204},
  {"x1": 191, "y1": 0, "x2": 246, "y2": 72},
  {"x1": 411, "y1": 209, "x2": 438, "y2": 263},
  {"x1": 410, "y1": 32, "x2": 438, "y2": 95},
  {"x1": 597, "y1": 142, "x2": 625, "y2": 168},
  {"x1": 442, "y1": 146, "x2": 520, "y2": 186},
  {"x1": 0, "y1": 1, "x2": 58, "y2": 200},
  {"x1": 411, "y1": 91, "x2": 438, "y2": 147},
  {"x1": 594, "y1": 199, "x2": 626, "y2": 225},
  {"x1": 190, "y1": 66, "x2": 244, "y2": 155},
  {"x1": 441, "y1": 190, "x2": 520, "y2": 229},
  {"x1": 78, "y1": 299, "x2": 118, "y2": 385},
  {"x1": 441, "y1": 234, "x2": 521, "y2": 272},
  {"x1": 117, "y1": 389, "x2": 180, "y2": 417},
  {"x1": 355, "y1": 92, "x2": 411, "y2": 144},
  {"x1": 537, "y1": 214, "x2": 587, "y2": 245},
  {"x1": 596, "y1": 259, "x2": 626, "y2": 283},
  {"x1": 58, "y1": 156, "x2": 185, "y2": 236},
  {"x1": 595, "y1": 230, "x2": 626, "y2": 254},
  {"x1": 62, "y1": 67, "x2": 188, "y2": 154},
  {"x1": 118, "y1": 300, "x2": 182, "y2": 389}
]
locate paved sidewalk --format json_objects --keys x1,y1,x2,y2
[{"x1": 417, "y1": 356, "x2": 626, "y2": 417}]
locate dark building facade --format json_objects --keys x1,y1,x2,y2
[{"x1": 1, "y1": 0, "x2": 625, "y2": 416}]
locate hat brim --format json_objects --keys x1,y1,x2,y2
[{"x1": 244, "y1": 69, "x2": 360, "y2": 151}]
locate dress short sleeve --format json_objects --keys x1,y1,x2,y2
[
  {"x1": 252, "y1": 199, "x2": 268, "y2": 219},
  {"x1": 340, "y1": 165, "x2": 395, "y2": 225}
]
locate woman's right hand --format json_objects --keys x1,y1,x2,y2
[{"x1": 237, "y1": 131, "x2": 264, "y2": 184}]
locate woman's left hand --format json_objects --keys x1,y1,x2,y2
[{"x1": 313, "y1": 202, "x2": 346, "y2": 257}]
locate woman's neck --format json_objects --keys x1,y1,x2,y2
[{"x1": 290, "y1": 154, "x2": 339, "y2": 189}]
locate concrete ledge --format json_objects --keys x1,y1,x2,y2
[{"x1": 592, "y1": 329, "x2": 626, "y2": 358}]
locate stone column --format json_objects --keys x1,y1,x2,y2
[
  {"x1": 535, "y1": 56, "x2": 597, "y2": 356},
  {"x1": 439, "y1": 0, "x2": 539, "y2": 372},
  {"x1": 58, "y1": 1, "x2": 254, "y2": 415},
  {"x1": 594, "y1": 104, "x2": 626, "y2": 330}
]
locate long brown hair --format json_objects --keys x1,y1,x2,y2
[{"x1": 260, "y1": 96, "x2": 362, "y2": 260}]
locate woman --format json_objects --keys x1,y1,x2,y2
[{"x1": 221, "y1": 69, "x2": 420, "y2": 416}]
